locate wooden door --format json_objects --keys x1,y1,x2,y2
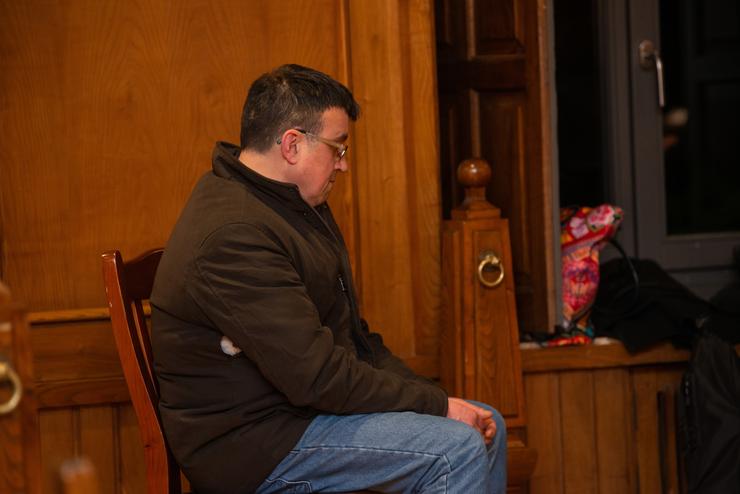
[{"x1": 436, "y1": 0, "x2": 557, "y2": 332}]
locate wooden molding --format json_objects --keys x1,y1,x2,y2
[
  {"x1": 35, "y1": 377, "x2": 129, "y2": 410},
  {"x1": 28, "y1": 305, "x2": 153, "y2": 326},
  {"x1": 28, "y1": 308, "x2": 110, "y2": 325}
]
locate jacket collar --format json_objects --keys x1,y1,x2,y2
[{"x1": 211, "y1": 141, "x2": 311, "y2": 213}]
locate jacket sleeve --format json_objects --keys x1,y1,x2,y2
[
  {"x1": 186, "y1": 223, "x2": 448, "y2": 417},
  {"x1": 360, "y1": 319, "x2": 446, "y2": 389}
]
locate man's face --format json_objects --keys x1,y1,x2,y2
[{"x1": 293, "y1": 107, "x2": 349, "y2": 207}]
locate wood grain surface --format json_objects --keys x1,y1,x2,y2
[
  {"x1": 0, "y1": 1, "x2": 444, "y2": 491},
  {"x1": 524, "y1": 350, "x2": 689, "y2": 494},
  {"x1": 436, "y1": 0, "x2": 556, "y2": 333}
]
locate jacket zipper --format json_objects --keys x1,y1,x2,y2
[{"x1": 307, "y1": 206, "x2": 375, "y2": 364}]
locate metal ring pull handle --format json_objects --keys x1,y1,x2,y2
[
  {"x1": 0, "y1": 361, "x2": 22, "y2": 415},
  {"x1": 477, "y1": 250, "x2": 505, "y2": 288}
]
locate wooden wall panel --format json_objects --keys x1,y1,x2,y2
[
  {"x1": 30, "y1": 315, "x2": 142, "y2": 492},
  {"x1": 346, "y1": 0, "x2": 442, "y2": 367},
  {"x1": 523, "y1": 344, "x2": 695, "y2": 494},
  {"x1": 402, "y1": 0, "x2": 444, "y2": 360},
  {"x1": 0, "y1": 0, "x2": 349, "y2": 311},
  {"x1": 525, "y1": 373, "x2": 563, "y2": 494},
  {"x1": 474, "y1": 0, "x2": 526, "y2": 55},
  {"x1": 632, "y1": 368, "x2": 685, "y2": 494},
  {"x1": 118, "y1": 405, "x2": 147, "y2": 493},
  {"x1": 559, "y1": 371, "x2": 598, "y2": 493},
  {"x1": 78, "y1": 406, "x2": 116, "y2": 492},
  {"x1": 0, "y1": 0, "x2": 441, "y2": 365},
  {"x1": 348, "y1": 0, "x2": 416, "y2": 356},
  {"x1": 1, "y1": 1, "x2": 443, "y2": 490},
  {"x1": 594, "y1": 369, "x2": 635, "y2": 494},
  {"x1": 632, "y1": 370, "x2": 662, "y2": 494},
  {"x1": 39, "y1": 409, "x2": 77, "y2": 494},
  {"x1": 38, "y1": 404, "x2": 146, "y2": 494},
  {"x1": 593, "y1": 369, "x2": 635, "y2": 494},
  {"x1": 31, "y1": 321, "x2": 121, "y2": 383}
]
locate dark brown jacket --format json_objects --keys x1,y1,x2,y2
[{"x1": 150, "y1": 142, "x2": 448, "y2": 494}]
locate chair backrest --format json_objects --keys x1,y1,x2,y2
[{"x1": 102, "y1": 249, "x2": 182, "y2": 494}]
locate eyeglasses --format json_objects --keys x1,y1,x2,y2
[{"x1": 295, "y1": 129, "x2": 348, "y2": 161}]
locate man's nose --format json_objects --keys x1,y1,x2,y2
[{"x1": 336, "y1": 156, "x2": 348, "y2": 172}]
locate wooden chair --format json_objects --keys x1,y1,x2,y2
[{"x1": 101, "y1": 248, "x2": 183, "y2": 494}]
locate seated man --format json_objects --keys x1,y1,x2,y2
[{"x1": 151, "y1": 64, "x2": 507, "y2": 494}]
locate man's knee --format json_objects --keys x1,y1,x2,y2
[{"x1": 441, "y1": 420, "x2": 488, "y2": 467}]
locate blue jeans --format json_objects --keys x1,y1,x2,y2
[{"x1": 256, "y1": 401, "x2": 507, "y2": 493}]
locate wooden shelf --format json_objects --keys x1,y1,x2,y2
[
  {"x1": 522, "y1": 339, "x2": 740, "y2": 373},
  {"x1": 521, "y1": 340, "x2": 692, "y2": 373}
]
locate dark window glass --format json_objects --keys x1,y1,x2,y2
[
  {"x1": 661, "y1": 0, "x2": 740, "y2": 235},
  {"x1": 555, "y1": 0, "x2": 606, "y2": 208}
]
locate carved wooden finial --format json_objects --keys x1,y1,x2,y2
[
  {"x1": 451, "y1": 158, "x2": 500, "y2": 220},
  {"x1": 457, "y1": 158, "x2": 491, "y2": 188}
]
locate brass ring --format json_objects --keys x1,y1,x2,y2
[
  {"x1": 0, "y1": 362, "x2": 22, "y2": 415},
  {"x1": 477, "y1": 252, "x2": 505, "y2": 288}
]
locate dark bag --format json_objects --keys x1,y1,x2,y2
[
  {"x1": 592, "y1": 258, "x2": 712, "y2": 352},
  {"x1": 677, "y1": 330, "x2": 740, "y2": 493}
]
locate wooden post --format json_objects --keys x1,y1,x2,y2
[{"x1": 441, "y1": 158, "x2": 536, "y2": 489}]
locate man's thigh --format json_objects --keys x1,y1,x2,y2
[{"x1": 256, "y1": 410, "x2": 486, "y2": 493}]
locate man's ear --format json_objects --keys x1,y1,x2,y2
[{"x1": 278, "y1": 130, "x2": 300, "y2": 165}]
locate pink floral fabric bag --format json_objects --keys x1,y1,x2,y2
[{"x1": 552, "y1": 204, "x2": 623, "y2": 346}]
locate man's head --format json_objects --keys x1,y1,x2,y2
[
  {"x1": 240, "y1": 64, "x2": 359, "y2": 153},
  {"x1": 239, "y1": 65, "x2": 360, "y2": 207}
]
